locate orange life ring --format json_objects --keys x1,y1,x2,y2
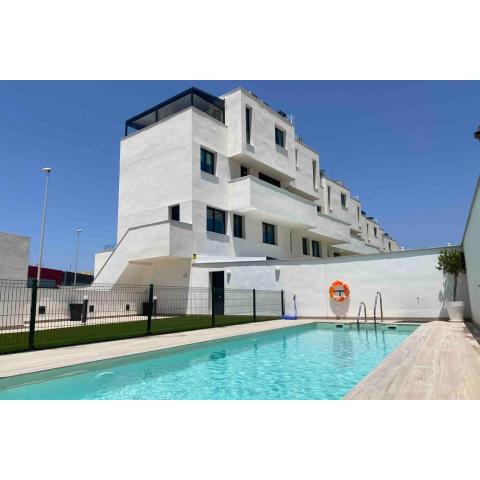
[{"x1": 329, "y1": 280, "x2": 350, "y2": 302}]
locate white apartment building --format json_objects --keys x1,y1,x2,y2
[{"x1": 94, "y1": 87, "x2": 400, "y2": 285}]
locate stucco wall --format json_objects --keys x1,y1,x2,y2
[
  {"x1": 190, "y1": 247, "x2": 470, "y2": 320},
  {"x1": 0, "y1": 232, "x2": 30, "y2": 280},
  {"x1": 463, "y1": 178, "x2": 480, "y2": 325}
]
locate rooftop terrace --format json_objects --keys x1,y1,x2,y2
[{"x1": 124, "y1": 87, "x2": 225, "y2": 136}]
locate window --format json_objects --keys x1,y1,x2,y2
[
  {"x1": 262, "y1": 223, "x2": 276, "y2": 245},
  {"x1": 312, "y1": 160, "x2": 318, "y2": 189},
  {"x1": 200, "y1": 147, "x2": 215, "y2": 175},
  {"x1": 89, "y1": 305, "x2": 94, "y2": 313},
  {"x1": 169, "y1": 204, "x2": 180, "y2": 221},
  {"x1": 246, "y1": 107, "x2": 252, "y2": 144},
  {"x1": 389, "y1": 242, "x2": 392, "y2": 251},
  {"x1": 207, "y1": 207, "x2": 226, "y2": 234},
  {"x1": 233, "y1": 214, "x2": 244, "y2": 238},
  {"x1": 312, "y1": 240, "x2": 321, "y2": 257},
  {"x1": 240, "y1": 165, "x2": 249, "y2": 177},
  {"x1": 126, "y1": 304, "x2": 130, "y2": 311},
  {"x1": 39, "y1": 306, "x2": 46, "y2": 315},
  {"x1": 333, "y1": 252, "x2": 340, "y2": 257},
  {"x1": 357, "y1": 206, "x2": 360, "y2": 223},
  {"x1": 374, "y1": 227, "x2": 378, "y2": 238},
  {"x1": 327, "y1": 186, "x2": 331, "y2": 211},
  {"x1": 275, "y1": 127, "x2": 285, "y2": 148},
  {"x1": 317, "y1": 205, "x2": 322, "y2": 214},
  {"x1": 258, "y1": 172, "x2": 281, "y2": 188},
  {"x1": 302, "y1": 237, "x2": 309, "y2": 255},
  {"x1": 341, "y1": 193, "x2": 347, "y2": 208},
  {"x1": 367, "y1": 224, "x2": 369, "y2": 235},
  {"x1": 295, "y1": 149, "x2": 299, "y2": 169}
]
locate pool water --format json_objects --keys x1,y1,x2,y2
[{"x1": 0, "y1": 323, "x2": 416, "y2": 400}]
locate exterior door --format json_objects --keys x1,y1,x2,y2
[{"x1": 211, "y1": 271, "x2": 224, "y2": 315}]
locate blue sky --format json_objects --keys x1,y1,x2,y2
[{"x1": 0, "y1": 81, "x2": 478, "y2": 272}]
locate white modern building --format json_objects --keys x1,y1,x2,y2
[
  {"x1": 95, "y1": 87, "x2": 400, "y2": 286},
  {"x1": 0, "y1": 231, "x2": 30, "y2": 280}
]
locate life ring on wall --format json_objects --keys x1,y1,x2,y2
[{"x1": 329, "y1": 280, "x2": 350, "y2": 302}]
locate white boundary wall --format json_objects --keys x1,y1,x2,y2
[
  {"x1": 191, "y1": 247, "x2": 471, "y2": 320},
  {"x1": 463, "y1": 178, "x2": 480, "y2": 326}
]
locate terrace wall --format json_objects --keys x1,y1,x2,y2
[{"x1": 191, "y1": 246, "x2": 471, "y2": 320}]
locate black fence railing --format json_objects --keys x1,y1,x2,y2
[{"x1": 0, "y1": 280, "x2": 284, "y2": 355}]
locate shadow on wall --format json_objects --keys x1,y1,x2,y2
[
  {"x1": 438, "y1": 273, "x2": 470, "y2": 319},
  {"x1": 438, "y1": 274, "x2": 453, "y2": 318},
  {"x1": 329, "y1": 297, "x2": 350, "y2": 319}
]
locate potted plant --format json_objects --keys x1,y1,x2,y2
[{"x1": 436, "y1": 249, "x2": 466, "y2": 321}]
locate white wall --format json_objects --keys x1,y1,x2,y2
[
  {"x1": 463, "y1": 178, "x2": 480, "y2": 325},
  {"x1": 0, "y1": 232, "x2": 30, "y2": 280},
  {"x1": 117, "y1": 108, "x2": 193, "y2": 240},
  {"x1": 190, "y1": 247, "x2": 470, "y2": 320}
]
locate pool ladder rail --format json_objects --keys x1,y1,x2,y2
[
  {"x1": 356, "y1": 302, "x2": 367, "y2": 329},
  {"x1": 374, "y1": 291, "x2": 383, "y2": 324}
]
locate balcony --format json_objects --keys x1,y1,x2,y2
[
  {"x1": 333, "y1": 235, "x2": 381, "y2": 255},
  {"x1": 228, "y1": 176, "x2": 316, "y2": 228},
  {"x1": 308, "y1": 212, "x2": 351, "y2": 244}
]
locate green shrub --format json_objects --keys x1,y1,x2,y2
[{"x1": 436, "y1": 249, "x2": 466, "y2": 301}]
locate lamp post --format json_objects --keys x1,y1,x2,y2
[
  {"x1": 73, "y1": 229, "x2": 82, "y2": 287},
  {"x1": 37, "y1": 167, "x2": 52, "y2": 285}
]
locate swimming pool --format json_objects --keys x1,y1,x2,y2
[{"x1": 0, "y1": 323, "x2": 416, "y2": 400}]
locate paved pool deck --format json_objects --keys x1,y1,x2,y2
[
  {"x1": 345, "y1": 321, "x2": 480, "y2": 400},
  {"x1": 1, "y1": 318, "x2": 479, "y2": 399}
]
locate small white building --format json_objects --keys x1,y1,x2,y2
[
  {"x1": 95, "y1": 87, "x2": 400, "y2": 286},
  {"x1": 0, "y1": 231, "x2": 30, "y2": 280}
]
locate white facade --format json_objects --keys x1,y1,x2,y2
[
  {"x1": 463, "y1": 178, "x2": 480, "y2": 326},
  {"x1": 0, "y1": 231, "x2": 30, "y2": 280},
  {"x1": 95, "y1": 87, "x2": 400, "y2": 285}
]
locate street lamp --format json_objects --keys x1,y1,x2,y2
[
  {"x1": 73, "y1": 229, "x2": 83, "y2": 287},
  {"x1": 37, "y1": 167, "x2": 52, "y2": 285}
]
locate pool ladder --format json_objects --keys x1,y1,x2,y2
[
  {"x1": 374, "y1": 291, "x2": 383, "y2": 324},
  {"x1": 356, "y1": 302, "x2": 367, "y2": 329}
]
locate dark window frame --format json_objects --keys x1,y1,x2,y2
[
  {"x1": 302, "y1": 237, "x2": 309, "y2": 256},
  {"x1": 341, "y1": 193, "x2": 347, "y2": 208},
  {"x1": 200, "y1": 147, "x2": 215, "y2": 175},
  {"x1": 240, "y1": 165, "x2": 249, "y2": 177},
  {"x1": 169, "y1": 204, "x2": 180, "y2": 221},
  {"x1": 275, "y1": 126, "x2": 285, "y2": 148},
  {"x1": 246, "y1": 107, "x2": 252, "y2": 144},
  {"x1": 312, "y1": 240, "x2": 321, "y2": 257},
  {"x1": 233, "y1": 214, "x2": 244, "y2": 239},
  {"x1": 262, "y1": 222, "x2": 276, "y2": 245},
  {"x1": 207, "y1": 207, "x2": 226, "y2": 235},
  {"x1": 258, "y1": 172, "x2": 281, "y2": 188}
]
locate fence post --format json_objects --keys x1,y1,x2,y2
[
  {"x1": 28, "y1": 279, "x2": 38, "y2": 350},
  {"x1": 147, "y1": 284, "x2": 154, "y2": 335},
  {"x1": 81, "y1": 295, "x2": 89, "y2": 324},
  {"x1": 281, "y1": 290, "x2": 285, "y2": 317},
  {"x1": 211, "y1": 287, "x2": 216, "y2": 328},
  {"x1": 253, "y1": 288, "x2": 256, "y2": 322}
]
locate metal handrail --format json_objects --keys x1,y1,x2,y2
[
  {"x1": 356, "y1": 302, "x2": 367, "y2": 329},
  {"x1": 374, "y1": 291, "x2": 383, "y2": 324}
]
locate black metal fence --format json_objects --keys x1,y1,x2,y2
[{"x1": 0, "y1": 280, "x2": 284, "y2": 355}]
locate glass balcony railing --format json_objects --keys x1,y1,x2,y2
[{"x1": 125, "y1": 87, "x2": 225, "y2": 136}]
